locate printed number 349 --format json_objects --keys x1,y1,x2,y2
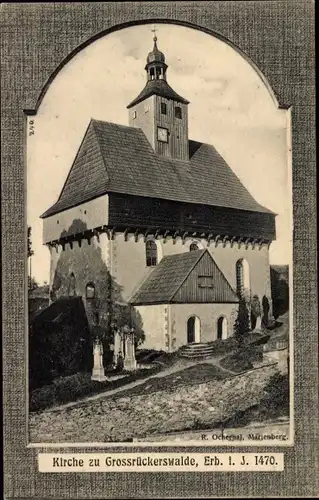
[{"x1": 29, "y1": 120, "x2": 35, "y2": 136}]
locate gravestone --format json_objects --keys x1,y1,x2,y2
[
  {"x1": 113, "y1": 330, "x2": 123, "y2": 369},
  {"x1": 91, "y1": 338, "x2": 107, "y2": 381},
  {"x1": 123, "y1": 333, "x2": 137, "y2": 371}
]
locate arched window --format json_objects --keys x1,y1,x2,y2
[
  {"x1": 86, "y1": 282, "x2": 95, "y2": 299},
  {"x1": 187, "y1": 315, "x2": 201, "y2": 343},
  {"x1": 150, "y1": 67, "x2": 155, "y2": 79},
  {"x1": 68, "y1": 272, "x2": 76, "y2": 296},
  {"x1": 161, "y1": 102, "x2": 167, "y2": 115},
  {"x1": 175, "y1": 106, "x2": 182, "y2": 119},
  {"x1": 146, "y1": 240, "x2": 157, "y2": 267},
  {"x1": 190, "y1": 242, "x2": 199, "y2": 252},
  {"x1": 217, "y1": 316, "x2": 228, "y2": 340},
  {"x1": 236, "y1": 258, "x2": 250, "y2": 298}
]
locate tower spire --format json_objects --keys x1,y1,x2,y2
[
  {"x1": 145, "y1": 27, "x2": 167, "y2": 81},
  {"x1": 151, "y1": 26, "x2": 158, "y2": 48},
  {"x1": 151, "y1": 25, "x2": 157, "y2": 40}
]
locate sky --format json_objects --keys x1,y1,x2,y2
[{"x1": 27, "y1": 23, "x2": 292, "y2": 285}]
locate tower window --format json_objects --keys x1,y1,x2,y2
[
  {"x1": 190, "y1": 243, "x2": 199, "y2": 252},
  {"x1": 161, "y1": 102, "x2": 167, "y2": 115},
  {"x1": 86, "y1": 282, "x2": 95, "y2": 299},
  {"x1": 236, "y1": 258, "x2": 250, "y2": 299},
  {"x1": 156, "y1": 67, "x2": 162, "y2": 79},
  {"x1": 175, "y1": 106, "x2": 182, "y2": 119},
  {"x1": 146, "y1": 240, "x2": 157, "y2": 267},
  {"x1": 132, "y1": 110, "x2": 137, "y2": 119},
  {"x1": 150, "y1": 67, "x2": 155, "y2": 79}
]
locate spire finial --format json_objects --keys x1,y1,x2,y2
[{"x1": 151, "y1": 25, "x2": 157, "y2": 43}]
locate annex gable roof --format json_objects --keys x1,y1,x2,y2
[
  {"x1": 41, "y1": 119, "x2": 274, "y2": 219},
  {"x1": 129, "y1": 249, "x2": 239, "y2": 305}
]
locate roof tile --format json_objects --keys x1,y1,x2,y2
[
  {"x1": 130, "y1": 249, "x2": 239, "y2": 304},
  {"x1": 41, "y1": 119, "x2": 273, "y2": 218},
  {"x1": 127, "y1": 79, "x2": 189, "y2": 109}
]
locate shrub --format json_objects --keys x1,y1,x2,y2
[
  {"x1": 262, "y1": 372, "x2": 289, "y2": 413},
  {"x1": 30, "y1": 366, "x2": 162, "y2": 412},
  {"x1": 220, "y1": 344, "x2": 264, "y2": 373},
  {"x1": 29, "y1": 297, "x2": 92, "y2": 390},
  {"x1": 234, "y1": 299, "x2": 250, "y2": 342}
]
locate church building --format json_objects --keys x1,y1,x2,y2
[{"x1": 41, "y1": 35, "x2": 276, "y2": 352}]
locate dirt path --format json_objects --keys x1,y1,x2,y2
[{"x1": 40, "y1": 355, "x2": 236, "y2": 413}]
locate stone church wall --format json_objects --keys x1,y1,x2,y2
[
  {"x1": 47, "y1": 226, "x2": 272, "y2": 338},
  {"x1": 48, "y1": 230, "x2": 115, "y2": 329},
  {"x1": 133, "y1": 304, "x2": 167, "y2": 351},
  {"x1": 112, "y1": 233, "x2": 272, "y2": 315},
  {"x1": 170, "y1": 303, "x2": 238, "y2": 350}
]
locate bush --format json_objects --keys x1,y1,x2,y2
[
  {"x1": 220, "y1": 345, "x2": 263, "y2": 373},
  {"x1": 234, "y1": 299, "x2": 250, "y2": 341},
  {"x1": 29, "y1": 297, "x2": 92, "y2": 390},
  {"x1": 262, "y1": 372, "x2": 289, "y2": 413},
  {"x1": 30, "y1": 366, "x2": 161, "y2": 412},
  {"x1": 135, "y1": 349, "x2": 165, "y2": 364}
]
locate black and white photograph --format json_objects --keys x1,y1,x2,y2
[{"x1": 27, "y1": 22, "x2": 292, "y2": 445}]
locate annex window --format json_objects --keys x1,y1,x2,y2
[
  {"x1": 146, "y1": 240, "x2": 157, "y2": 267},
  {"x1": 190, "y1": 243, "x2": 199, "y2": 252},
  {"x1": 68, "y1": 272, "x2": 76, "y2": 296},
  {"x1": 161, "y1": 102, "x2": 167, "y2": 115},
  {"x1": 217, "y1": 316, "x2": 228, "y2": 340},
  {"x1": 198, "y1": 275, "x2": 214, "y2": 288},
  {"x1": 86, "y1": 282, "x2": 95, "y2": 299},
  {"x1": 132, "y1": 110, "x2": 137, "y2": 119},
  {"x1": 175, "y1": 106, "x2": 182, "y2": 119}
]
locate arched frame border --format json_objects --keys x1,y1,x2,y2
[{"x1": 23, "y1": 19, "x2": 289, "y2": 116}]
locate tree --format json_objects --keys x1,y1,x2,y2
[
  {"x1": 234, "y1": 298, "x2": 250, "y2": 344},
  {"x1": 262, "y1": 295, "x2": 270, "y2": 327},
  {"x1": 27, "y1": 226, "x2": 34, "y2": 258},
  {"x1": 28, "y1": 276, "x2": 39, "y2": 291},
  {"x1": 28, "y1": 226, "x2": 36, "y2": 290},
  {"x1": 251, "y1": 295, "x2": 262, "y2": 330}
]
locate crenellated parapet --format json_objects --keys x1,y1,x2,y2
[{"x1": 45, "y1": 225, "x2": 272, "y2": 252}]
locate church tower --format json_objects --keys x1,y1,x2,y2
[{"x1": 127, "y1": 34, "x2": 190, "y2": 161}]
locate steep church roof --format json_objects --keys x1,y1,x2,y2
[
  {"x1": 41, "y1": 119, "x2": 273, "y2": 219},
  {"x1": 130, "y1": 249, "x2": 239, "y2": 305}
]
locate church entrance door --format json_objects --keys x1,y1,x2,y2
[{"x1": 187, "y1": 316, "x2": 200, "y2": 344}]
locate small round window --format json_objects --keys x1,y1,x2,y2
[{"x1": 190, "y1": 243, "x2": 199, "y2": 252}]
